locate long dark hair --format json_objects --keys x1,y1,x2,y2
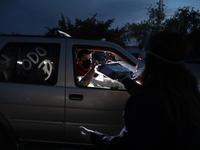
[{"x1": 137, "y1": 31, "x2": 200, "y2": 131}]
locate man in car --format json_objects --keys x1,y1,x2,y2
[{"x1": 76, "y1": 49, "x2": 98, "y2": 86}]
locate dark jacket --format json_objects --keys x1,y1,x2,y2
[{"x1": 90, "y1": 87, "x2": 200, "y2": 150}]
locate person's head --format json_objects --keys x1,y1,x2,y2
[
  {"x1": 77, "y1": 49, "x2": 92, "y2": 69},
  {"x1": 139, "y1": 31, "x2": 193, "y2": 87},
  {"x1": 138, "y1": 31, "x2": 200, "y2": 130},
  {"x1": 147, "y1": 31, "x2": 190, "y2": 64}
]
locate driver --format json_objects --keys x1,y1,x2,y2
[{"x1": 76, "y1": 49, "x2": 98, "y2": 86}]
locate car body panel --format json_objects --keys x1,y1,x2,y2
[{"x1": 0, "y1": 35, "x2": 141, "y2": 144}]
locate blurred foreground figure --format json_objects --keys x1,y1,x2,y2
[{"x1": 79, "y1": 31, "x2": 200, "y2": 150}]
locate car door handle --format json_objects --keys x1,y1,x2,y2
[{"x1": 69, "y1": 94, "x2": 83, "y2": 101}]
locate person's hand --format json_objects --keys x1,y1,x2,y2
[
  {"x1": 79, "y1": 126, "x2": 94, "y2": 141},
  {"x1": 117, "y1": 73, "x2": 130, "y2": 83},
  {"x1": 91, "y1": 60, "x2": 99, "y2": 69}
]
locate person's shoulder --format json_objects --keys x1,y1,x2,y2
[
  {"x1": 124, "y1": 87, "x2": 165, "y2": 119},
  {"x1": 132, "y1": 88, "x2": 157, "y2": 100},
  {"x1": 127, "y1": 87, "x2": 160, "y2": 107},
  {"x1": 76, "y1": 63, "x2": 82, "y2": 69}
]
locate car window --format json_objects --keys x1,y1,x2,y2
[
  {"x1": 73, "y1": 45, "x2": 137, "y2": 90},
  {"x1": 0, "y1": 42, "x2": 60, "y2": 85}
]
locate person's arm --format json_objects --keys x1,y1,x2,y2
[
  {"x1": 80, "y1": 90, "x2": 169, "y2": 149},
  {"x1": 79, "y1": 68, "x2": 95, "y2": 86},
  {"x1": 79, "y1": 60, "x2": 99, "y2": 86},
  {"x1": 118, "y1": 75, "x2": 140, "y2": 95}
]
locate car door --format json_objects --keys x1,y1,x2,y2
[
  {"x1": 0, "y1": 39, "x2": 66, "y2": 142},
  {"x1": 64, "y1": 39, "x2": 140, "y2": 143}
]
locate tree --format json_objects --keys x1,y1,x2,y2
[
  {"x1": 122, "y1": 0, "x2": 200, "y2": 54},
  {"x1": 146, "y1": 0, "x2": 166, "y2": 33},
  {"x1": 164, "y1": 7, "x2": 200, "y2": 58},
  {"x1": 122, "y1": 0, "x2": 167, "y2": 48},
  {"x1": 123, "y1": 20, "x2": 150, "y2": 48},
  {"x1": 164, "y1": 6, "x2": 200, "y2": 34},
  {"x1": 45, "y1": 13, "x2": 127, "y2": 47}
]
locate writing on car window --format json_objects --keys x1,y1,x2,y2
[{"x1": 0, "y1": 43, "x2": 60, "y2": 85}]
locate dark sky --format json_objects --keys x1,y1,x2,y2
[{"x1": 0, "y1": 0, "x2": 200, "y2": 35}]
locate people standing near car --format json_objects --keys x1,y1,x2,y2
[
  {"x1": 79, "y1": 31, "x2": 200, "y2": 149},
  {"x1": 76, "y1": 49, "x2": 98, "y2": 86}
]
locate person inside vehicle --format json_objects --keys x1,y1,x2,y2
[
  {"x1": 79, "y1": 31, "x2": 200, "y2": 149},
  {"x1": 76, "y1": 49, "x2": 98, "y2": 86}
]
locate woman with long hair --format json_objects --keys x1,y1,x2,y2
[{"x1": 79, "y1": 31, "x2": 200, "y2": 149}]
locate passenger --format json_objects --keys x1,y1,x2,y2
[
  {"x1": 79, "y1": 31, "x2": 200, "y2": 149},
  {"x1": 76, "y1": 49, "x2": 98, "y2": 86}
]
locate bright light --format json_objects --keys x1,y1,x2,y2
[
  {"x1": 136, "y1": 80, "x2": 141, "y2": 85},
  {"x1": 17, "y1": 61, "x2": 23, "y2": 64}
]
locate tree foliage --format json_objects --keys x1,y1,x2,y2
[
  {"x1": 122, "y1": 0, "x2": 167, "y2": 48},
  {"x1": 164, "y1": 6, "x2": 200, "y2": 33},
  {"x1": 122, "y1": 0, "x2": 200, "y2": 56},
  {"x1": 146, "y1": 0, "x2": 166, "y2": 32},
  {"x1": 44, "y1": 0, "x2": 200, "y2": 57},
  {"x1": 45, "y1": 13, "x2": 126, "y2": 47},
  {"x1": 121, "y1": 0, "x2": 167, "y2": 48}
]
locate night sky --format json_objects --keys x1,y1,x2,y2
[{"x1": 0, "y1": 0, "x2": 200, "y2": 35}]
